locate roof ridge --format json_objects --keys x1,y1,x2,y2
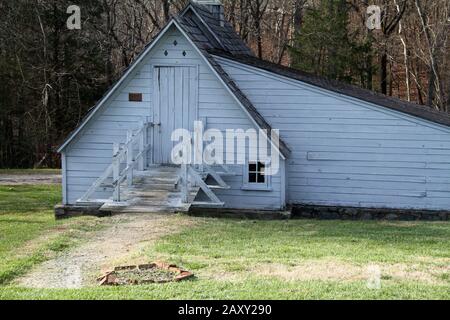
[
  {"x1": 182, "y1": 2, "x2": 227, "y2": 51},
  {"x1": 181, "y1": 2, "x2": 254, "y2": 56}
]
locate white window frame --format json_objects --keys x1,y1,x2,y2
[{"x1": 242, "y1": 160, "x2": 272, "y2": 191}]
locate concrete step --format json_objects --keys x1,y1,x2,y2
[
  {"x1": 191, "y1": 201, "x2": 225, "y2": 208},
  {"x1": 124, "y1": 189, "x2": 181, "y2": 196},
  {"x1": 97, "y1": 165, "x2": 231, "y2": 214},
  {"x1": 128, "y1": 184, "x2": 177, "y2": 192},
  {"x1": 132, "y1": 180, "x2": 177, "y2": 186},
  {"x1": 138, "y1": 167, "x2": 180, "y2": 174},
  {"x1": 214, "y1": 172, "x2": 239, "y2": 176},
  {"x1": 207, "y1": 185, "x2": 230, "y2": 190},
  {"x1": 99, "y1": 165, "x2": 194, "y2": 214},
  {"x1": 100, "y1": 198, "x2": 191, "y2": 213},
  {"x1": 134, "y1": 174, "x2": 179, "y2": 181},
  {"x1": 114, "y1": 204, "x2": 191, "y2": 214}
]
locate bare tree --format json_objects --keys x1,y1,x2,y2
[
  {"x1": 249, "y1": 0, "x2": 269, "y2": 59},
  {"x1": 395, "y1": 0, "x2": 410, "y2": 101},
  {"x1": 414, "y1": 0, "x2": 448, "y2": 110},
  {"x1": 379, "y1": 0, "x2": 407, "y2": 95}
]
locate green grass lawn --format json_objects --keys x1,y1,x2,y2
[
  {"x1": 0, "y1": 169, "x2": 61, "y2": 175},
  {"x1": 0, "y1": 182, "x2": 448, "y2": 300},
  {"x1": 0, "y1": 185, "x2": 102, "y2": 285}
]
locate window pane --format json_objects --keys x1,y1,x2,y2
[
  {"x1": 258, "y1": 162, "x2": 265, "y2": 171},
  {"x1": 248, "y1": 162, "x2": 267, "y2": 185},
  {"x1": 257, "y1": 172, "x2": 265, "y2": 183},
  {"x1": 260, "y1": 166, "x2": 265, "y2": 176}
]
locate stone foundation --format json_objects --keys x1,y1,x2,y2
[
  {"x1": 55, "y1": 203, "x2": 449, "y2": 221},
  {"x1": 54, "y1": 204, "x2": 112, "y2": 219},
  {"x1": 188, "y1": 207, "x2": 291, "y2": 220},
  {"x1": 291, "y1": 205, "x2": 449, "y2": 221}
]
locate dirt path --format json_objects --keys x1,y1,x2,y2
[
  {"x1": 0, "y1": 174, "x2": 61, "y2": 185},
  {"x1": 16, "y1": 213, "x2": 195, "y2": 289}
]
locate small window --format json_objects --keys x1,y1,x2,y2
[
  {"x1": 243, "y1": 161, "x2": 271, "y2": 191},
  {"x1": 248, "y1": 161, "x2": 265, "y2": 184}
]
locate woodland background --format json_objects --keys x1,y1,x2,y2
[{"x1": 0, "y1": 0, "x2": 449, "y2": 168}]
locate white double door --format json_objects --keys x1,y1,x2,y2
[{"x1": 151, "y1": 66, "x2": 198, "y2": 164}]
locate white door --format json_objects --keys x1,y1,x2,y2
[{"x1": 152, "y1": 66, "x2": 198, "y2": 164}]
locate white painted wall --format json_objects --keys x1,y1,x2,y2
[
  {"x1": 217, "y1": 56, "x2": 450, "y2": 210},
  {"x1": 63, "y1": 26, "x2": 284, "y2": 209}
]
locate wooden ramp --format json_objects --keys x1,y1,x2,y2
[
  {"x1": 99, "y1": 166, "x2": 197, "y2": 214},
  {"x1": 76, "y1": 119, "x2": 233, "y2": 214}
]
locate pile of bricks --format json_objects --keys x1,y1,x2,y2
[{"x1": 98, "y1": 262, "x2": 194, "y2": 285}]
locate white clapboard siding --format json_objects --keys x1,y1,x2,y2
[
  {"x1": 64, "y1": 26, "x2": 284, "y2": 209},
  {"x1": 217, "y1": 56, "x2": 450, "y2": 210}
]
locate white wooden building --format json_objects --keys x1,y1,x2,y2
[{"x1": 57, "y1": 1, "x2": 450, "y2": 214}]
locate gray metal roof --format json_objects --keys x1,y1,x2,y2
[
  {"x1": 209, "y1": 51, "x2": 450, "y2": 128},
  {"x1": 183, "y1": 2, "x2": 254, "y2": 56},
  {"x1": 202, "y1": 52, "x2": 291, "y2": 156},
  {"x1": 184, "y1": 1, "x2": 450, "y2": 128}
]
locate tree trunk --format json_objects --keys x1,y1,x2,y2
[
  {"x1": 395, "y1": 0, "x2": 411, "y2": 101},
  {"x1": 415, "y1": 0, "x2": 441, "y2": 109},
  {"x1": 293, "y1": 0, "x2": 305, "y2": 34},
  {"x1": 256, "y1": 18, "x2": 262, "y2": 59},
  {"x1": 366, "y1": 31, "x2": 374, "y2": 90},
  {"x1": 427, "y1": 68, "x2": 437, "y2": 108},
  {"x1": 103, "y1": 0, "x2": 115, "y2": 85},
  {"x1": 399, "y1": 36, "x2": 411, "y2": 101},
  {"x1": 163, "y1": 0, "x2": 170, "y2": 23},
  {"x1": 380, "y1": 50, "x2": 388, "y2": 95}
]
